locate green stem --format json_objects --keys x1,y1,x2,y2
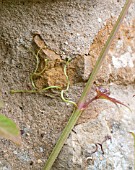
[
  {"x1": 130, "y1": 132, "x2": 135, "y2": 170},
  {"x1": 134, "y1": 136, "x2": 135, "y2": 170},
  {"x1": 43, "y1": 1, "x2": 132, "y2": 169},
  {"x1": 60, "y1": 60, "x2": 77, "y2": 107},
  {"x1": 10, "y1": 86, "x2": 61, "y2": 94},
  {"x1": 11, "y1": 90, "x2": 38, "y2": 94},
  {"x1": 134, "y1": 138, "x2": 135, "y2": 170},
  {"x1": 43, "y1": 108, "x2": 80, "y2": 170}
]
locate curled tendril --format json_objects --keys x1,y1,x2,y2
[
  {"x1": 11, "y1": 48, "x2": 61, "y2": 94},
  {"x1": 11, "y1": 48, "x2": 77, "y2": 108},
  {"x1": 30, "y1": 48, "x2": 48, "y2": 89},
  {"x1": 60, "y1": 59, "x2": 77, "y2": 107}
]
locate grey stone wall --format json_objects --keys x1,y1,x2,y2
[{"x1": 0, "y1": 0, "x2": 135, "y2": 169}]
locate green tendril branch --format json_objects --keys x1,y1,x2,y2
[
  {"x1": 11, "y1": 48, "x2": 61, "y2": 94},
  {"x1": 60, "y1": 60, "x2": 77, "y2": 107}
]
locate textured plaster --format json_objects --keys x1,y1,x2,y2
[
  {"x1": 0, "y1": 0, "x2": 135, "y2": 170},
  {"x1": 53, "y1": 84, "x2": 135, "y2": 170},
  {"x1": 112, "y1": 52, "x2": 134, "y2": 68}
]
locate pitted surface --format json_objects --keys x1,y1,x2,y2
[{"x1": 0, "y1": 0, "x2": 135, "y2": 169}]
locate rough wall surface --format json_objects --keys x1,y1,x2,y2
[{"x1": 0, "y1": 0, "x2": 135, "y2": 170}]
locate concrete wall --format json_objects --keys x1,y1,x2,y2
[{"x1": 0, "y1": 0, "x2": 135, "y2": 169}]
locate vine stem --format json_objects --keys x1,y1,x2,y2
[
  {"x1": 130, "y1": 132, "x2": 135, "y2": 170},
  {"x1": 10, "y1": 86, "x2": 61, "y2": 94},
  {"x1": 43, "y1": 1, "x2": 132, "y2": 169},
  {"x1": 60, "y1": 60, "x2": 77, "y2": 107}
]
